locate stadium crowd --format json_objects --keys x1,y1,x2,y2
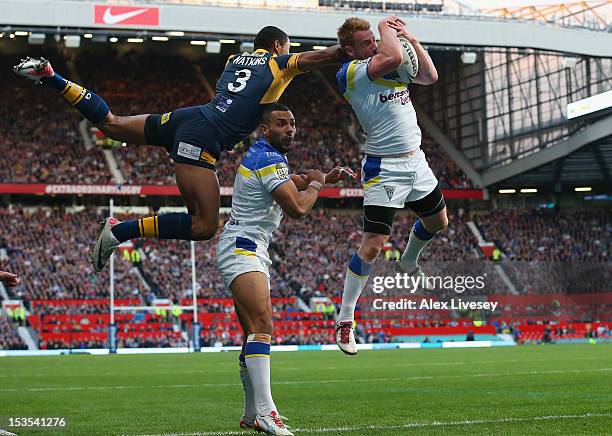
[
  {"x1": 0, "y1": 311, "x2": 27, "y2": 350},
  {"x1": 475, "y1": 208, "x2": 612, "y2": 294},
  {"x1": 1, "y1": 203, "x2": 610, "y2": 349},
  {"x1": 0, "y1": 56, "x2": 112, "y2": 185}
]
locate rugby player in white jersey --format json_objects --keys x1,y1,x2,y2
[
  {"x1": 216, "y1": 103, "x2": 355, "y2": 435},
  {"x1": 334, "y1": 16, "x2": 448, "y2": 355}
]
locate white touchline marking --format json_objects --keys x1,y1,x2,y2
[
  {"x1": 3, "y1": 368, "x2": 610, "y2": 393},
  {"x1": 131, "y1": 412, "x2": 612, "y2": 436},
  {"x1": 1, "y1": 356, "x2": 606, "y2": 378}
]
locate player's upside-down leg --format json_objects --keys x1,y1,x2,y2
[
  {"x1": 13, "y1": 57, "x2": 220, "y2": 271},
  {"x1": 230, "y1": 272, "x2": 293, "y2": 436}
]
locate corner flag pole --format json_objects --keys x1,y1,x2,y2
[
  {"x1": 109, "y1": 198, "x2": 117, "y2": 353},
  {"x1": 191, "y1": 240, "x2": 201, "y2": 352}
]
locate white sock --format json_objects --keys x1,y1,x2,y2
[
  {"x1": 400, "y1": 219, "x2": 435, "y2": 268},
  {"x1": 239, "y1": 357, "x2": 257, "y2": 420},
  {"x1": 338, "y1": 253, "x2": 373, "y2": 322},
  {"x1": 245, "y1": 334, "x2": 276, "y2": 416}
]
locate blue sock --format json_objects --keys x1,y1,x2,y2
[
  {"x1": 42, "y1": 71, "x2": 109, "y2": 124},
  {"x1": 338, "y1": 253, "x2": 373, "y2": 322},
  {"x1": 413, "y1": 219, "x2": 435, "y2": 241},
  {"x1": 111, "y1": 213, "x2": 192, "y2": 243}
]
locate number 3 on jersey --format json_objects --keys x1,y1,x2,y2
[{"x1": 228, "y1": 69, "x2": 252, "y2": 92}]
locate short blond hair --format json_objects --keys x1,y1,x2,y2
[{"x1": 337, "y1": 17, "x2": 371, "y2": 49}]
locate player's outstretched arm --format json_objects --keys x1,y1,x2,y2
[
  {"x1": 367, "y1": 16, "x2": 405, "y2": 81},
  {"x1": 389, "y1": 23, "x2": 438, "y2": 85},
  {"x1": 297, "y1": 45, "x2": 345, "y2": 71},
  {"x1": 272, "y1": 170, "x2": 326, "y2": 219},
  {"x1": 0, "y1": 271, "x2": 20, "y2": 287}
]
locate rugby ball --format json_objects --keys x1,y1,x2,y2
[
  {"x1": 290, "y1": 174, "x2": 308, "y2": 191},
  {"x1": 394, "y1": 36, "x2": 419, "y2": 84}
]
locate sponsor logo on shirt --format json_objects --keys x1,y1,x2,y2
[
  {"x1": 379, "y1": 90, "x2": 411, "y2": 105},
  {"x1": 177, "y1": 142, "x2": 202, "y2": 160},
  {"x1": 276, "y1": 163, "x2": 289, "y2": 180}
]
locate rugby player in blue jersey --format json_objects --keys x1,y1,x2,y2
[{"x1": 14, "y1": 26, "x2": 344, "y2": 271}]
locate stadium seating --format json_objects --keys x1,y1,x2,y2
[
  {"x1": 2, "y1": 203, "x2": 609, "y2": 350},
  {"x1": 0, "y1": 55, "x2": 113, "y2": 185},
  {"x1": 0, "y1": 311, "x2": 27, "y2": 350},
  {"x1": 475, "y1": 208, "x2": 611, "y2": 294}
]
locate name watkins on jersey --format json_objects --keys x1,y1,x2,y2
[{"x1": 232, "y1": 56, "x2": 267, "y2": 66}]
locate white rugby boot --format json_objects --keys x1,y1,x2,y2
[
  {"x1": 335, "y1": 321, "x2": 357, "y2": 355},
  {"x1": 91, "y1": 217, "x2": 121, "y2": 272},
  {"x1": 253, "y1": 411, "x2": 293, "y2": 436},
  {"x1": 13, "y1": 56, "x2": 55, "y2": 83}
]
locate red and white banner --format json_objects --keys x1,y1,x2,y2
[
  {"x1": 94, "y1": 5, "x2": 159, "y2": 27},
  {"x1": 0, "y1": 184, "x2": 484, "y2": 199}
]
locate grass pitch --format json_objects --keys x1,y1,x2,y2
[{"x1": 1, "y1": 344, "x2": 611, "y2": 435}]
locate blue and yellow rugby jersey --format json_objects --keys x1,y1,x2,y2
[
  {"x1": 200, "y1": 49, "x2": 303, "y2": 150},
  {"x1": 336, "y1": 59, "x2": 421, "y2": 155},
  {"x1": 220, "y1": 139, "x2": 291, "y2": 248}
]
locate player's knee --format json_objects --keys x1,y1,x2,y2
[
  {"x1": 251, "y1": 313, "x2": 273, "y2": 335},
  {"x1": 359, "y1": 236, "x2": 386, "y2": 262},
  {"x1": 98, "y1": 111, "x2": 116, "y2": 128},
  {"x1": 428, "y1": 214, "x2": 449, "y2": 233}
]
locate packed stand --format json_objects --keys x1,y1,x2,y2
[
  {"x1": 0, "y1": 54, "x2": 113, "y2": 185},
  {"x1": 476, "y1": 208, "x2": 610, "y2": 262},
  {"x1": 476, "y1": 208, "x2": 612, "y2": 294},
  {"x1": 0, "y1": 311, "x2": 28, "y2": 350},
  {"x1": 0, "y1": 207, "x2": 147, "y2": 305},
  {"x1": 75, "y1": 50, "x2": 208, "y2": 186}
]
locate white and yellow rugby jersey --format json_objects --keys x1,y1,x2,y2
[
  {"x1": 220, "y1": 139, "x2": 290, "y2": 250},
  {"x1": 337, "y1": 58, "x2": 422, "y2": 155}
]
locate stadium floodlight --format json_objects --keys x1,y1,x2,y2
[
  {"x1": 461, "y1": 52, "x2": 477, "y2": 64},
  {"x1": 9, "y1": 33, "x2": 15, "y2": 39},
  {"x1": 240, "y1": 41, "x2": 254, "y2": 52},
  {"x1": 190, "y1": 40, "x2": 207, "y2": 46},
  {"x1": 127, "y1": 38, "x2": 144, "y2": 43},
  {"x1": 313, "y1": 45, "x2": 327, "y2": 50},
  {"x1": 83, "y1": 33, "x2": 93, "y2": 39},
  {"x1": 166, "y1": 31, "x2": 184, "y2": 36},
  {"x1": 520, "y1": 188, "x2": 538, "y2": 194},
  {"x1": 220, "y1": 39, "x2": 236, "y2": 44},
  {"x1": 290, "y1": 42, "x2": 301, "y2": 47},
  {"x1": 14, "y1": 31, "x2": 29, "y2": 36},
  {"x1": 498, "y1": 188, "x2": 516, "y2": 194},
  {"x1": 152, "y1": 36, "x2": 169, "y2": 41},
  {"x1": 64, "y1": 35, "x2": 81, "y2": 48},
  {"x1": 206, "y1": 41, "x2": 221, "y2": 54},
  {"x1": 28, "y1": 33, "x2": 46, "y2": 45},
  {"x1": 109, "y1": 37, "x2": 118, "y2": 43},
  {"x1": 575, "y1": 186, "x2": 592, "y2": 192}
]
